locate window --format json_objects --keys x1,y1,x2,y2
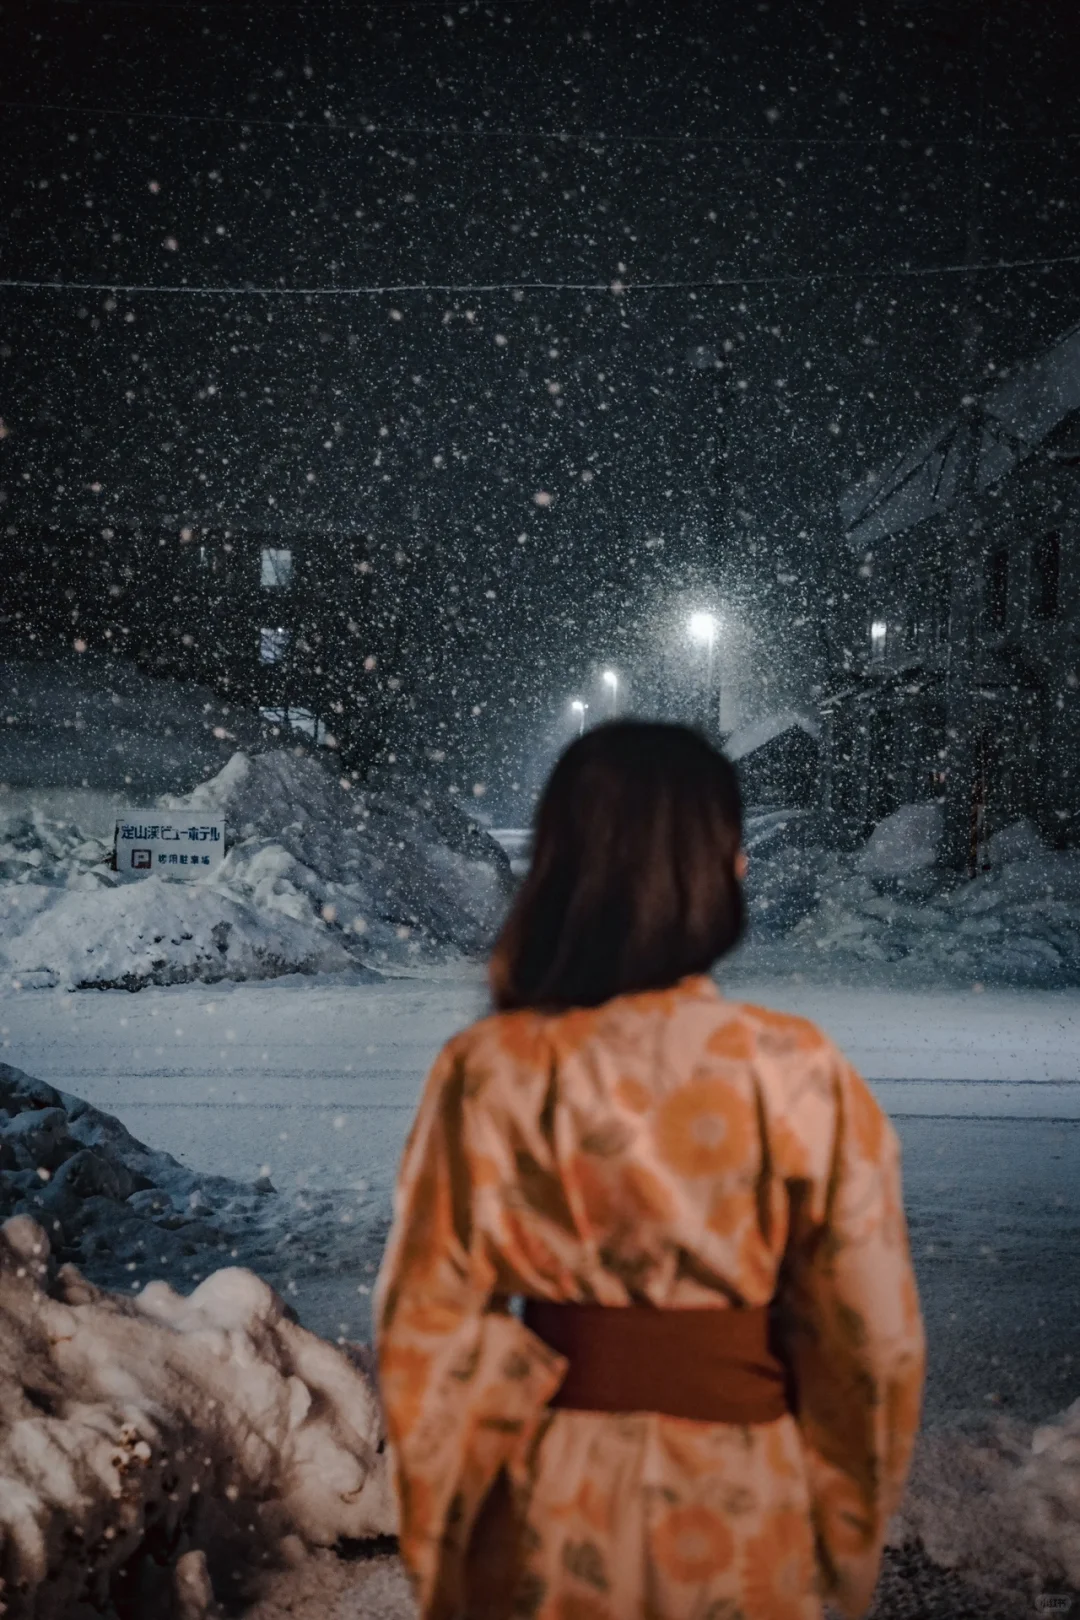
[
  {"x1": 985, "y1": 548, "x2": 1008, "y2": 630},
  {"x1": 261, "y1": 547, "x2": 294, "y2": 589},
  {"x1": 259, "y1": 626, "x2": 290, "y2": 664},
  {"x1": 870, "y1": 619, "x2": 887, "y2": 661},
  {"x1": 1032, "y1": 530, "x2": 1061, "y2": 620},
  {"x1": 259, "y1": 705, "x2": 327, "y2": 742}
]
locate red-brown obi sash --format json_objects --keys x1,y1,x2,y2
[{"x1": 523, "y1": 1300, "x2": 791, "y2": 1424}]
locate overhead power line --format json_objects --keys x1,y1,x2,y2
[
  {"x1": 1, "y1": 98, "x2": 1076, "y2": 148},
  {"x1": 2, "y1": 252, "x2": 1079, "y2": 298},
  {"x1": 12, "y1": 0, "x2": 530, "y2": 10}
]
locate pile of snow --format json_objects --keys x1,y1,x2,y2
[
  {"x1": 986, "y1": 817, "x2": 1048, "y2": 866},
  {"x1": 0, "y1": 1214, "x2": 393, "y2": 1618},
  {"x1": 0, "y1": 1059, "x2": 383, "y2": 1315},
  {"x1": 859, "y1": 801, "x2": 943, "y2": 879},
  {"x1": 1, "y1": 1059, "x2": 270, "y2": 1290},
  {"x1": 0, "y1": 748, "x2": 512, "y2": 990},
  {"x1": 739, "y1": 802, "x2": 1080, "y2": 986},
  {"x1": 0, "y1": 656, "x2": 512, "y2": 989},
  {"x1": 895, "y1": 1406, "x2": 1080, "y2": 1604},
  {"x1": 165, "y1": 747, "x2": 510, "y2": 958}
]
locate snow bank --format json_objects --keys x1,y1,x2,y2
[
  {"x1": 0, "y1": 1058, "x2": 386, "y2": 1322},
  {"x1": 739, "y1": 801, "x2": 1080, "y2": 986},
  {"x1": 779, "y1": 846, "x2": 1080, "y2": 985},
  {"x1": 0, "y1": 1058, "x2": 276, "y2": 1291},
  {"x1": 859, "y1": 801, "x2": 943, "y2": 878},
  {"x1": 986, "y1": 818, "x2": 1048, "y2": 866},
  {"x1": 0, "y1": 747, "x2": 512, "y2": 990},
  {"x1": 5, "y1": 873, "x2": 355, "y2": 992},
  {"x1": 163, "y1": 746, "x2": 511, "y2": 958},
  {"x1": 0, "y1": 1214, "x2": 393, "y2": 1618},
  {"x1": 896, "y1": 1405, "x2": 1080, "y2": 1603},
  {"x1": 0, "y1": 656, "x2": 512, "y2": 989}
]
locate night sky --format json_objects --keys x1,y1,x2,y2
[{"x1": 2, "y1": 0, "x2": 1080, "y2": 804}]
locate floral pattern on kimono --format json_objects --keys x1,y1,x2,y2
[{"x1": 377, "y1": 976, "x2": 925, "y2": 1620}]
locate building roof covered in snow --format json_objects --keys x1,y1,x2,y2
[
  {"x1": 726, "y1": 710, "x2": 821, "y2": 763},
  {"x1": 840, "y1": 317, "x2": 1080, "y2": 550}
]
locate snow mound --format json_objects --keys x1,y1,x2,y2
[
  {"x1": 859, "y1": 801, "x2": 943, "y2": 878},
  {"x1": 0, "y1": 1060, "x2": 273, "y2": 1289},
  {"x1": 6, "y1": 873, "x2": 354, "y2": 991},
  {"x1": 0, "y1": 748, "x2": 513, "y2": 990},
  {"x1": 0, "y1": 1214, "x2": 394, "y2": 1618},
  {"x1": 164, "y1": 746, "x2": 512, "y2": 958},
  {"x1": 0, "y1": 1059, "x2": 388, "y2": 1321},
  {"x1": 738, "y1": 801, "x2": 1080, "y2": 986},
  {"x1": 896, "y1": 1405, "x2": 1080, "y2": 1601},
  {"x1": 986, "y1": 818, "x2": 1048, "y2": 866}
]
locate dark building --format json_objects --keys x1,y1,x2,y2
[
  {"x1": 0, "y1": 524, "x2": 388, "y2": 766},
  {"x1": 728, "y1": 712, "x2": 821, "y2": 810},
  {"x1": 824, "y1": 321, "x2": 1080, "y2": 868}
]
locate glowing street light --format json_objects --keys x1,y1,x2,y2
[
  {"x1": 687, "y1": 610, "x2": 719, "y2": 736},
  {"x1": 570, "y1": 698, "x2": 588, "y2": 736},
  {"x1": 688, "y1": 611, "x2": 717, "y2": 646},
  {"x1": 602, "y1": 669, "x2": 619, "y2": 716}
]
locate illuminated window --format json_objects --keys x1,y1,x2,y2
[
  {"x1": 260, "y1": 547, "x2": 293, "y2": 589},
  {"x1": 259, "y1": 627, "x2": 290, "y2": 664}
]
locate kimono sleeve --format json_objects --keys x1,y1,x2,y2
[
  {"x1": 375, "y1": 1037, "x2": 565, "y2": 1620},
  {"x1": 779, "y1": 1054, "x2": 926, "y2": 1620}
]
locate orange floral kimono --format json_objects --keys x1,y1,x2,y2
[{"x1": 376, "y1": 977, "x2": 925, "y2": 1620}]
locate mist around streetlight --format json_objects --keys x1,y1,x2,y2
[
  {"x1": 602, "y1": 670, "x2": 618, "y2": 691},
  {"x1": 570, "y1": 697, "x2": 588, "y2": 737},
  {"x1": 688, "y1": 610, "x2": 718, "y2": 644},
  {"x1": 602, "y1": 669, "x2": 619, "y2": 717}
]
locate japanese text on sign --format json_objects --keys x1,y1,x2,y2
[{"x1": 114, "y1": 811, "x2": 226, "y2": 879}]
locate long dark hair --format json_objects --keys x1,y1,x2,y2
[{"x1": 490, "y1": 721, "x2": 745, "y2": 1012}]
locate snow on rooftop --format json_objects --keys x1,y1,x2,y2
[
  {"x1": 726, "y1": 709, "x2": 821, "y2": 762},
  {"x1": 841, "y1": 317, "x2": 1080, "y2": 548}
]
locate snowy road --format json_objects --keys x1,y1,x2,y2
[
  {"x1": 2, "y1": 971, "x2": 1078, "y2": 1421},
  {"x1": 3, "y1": 973, "x2": 1079, "y2": 1191}
]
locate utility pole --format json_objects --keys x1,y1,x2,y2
[{"x1": 940, "y1": 9, "x2": 989, "y2": 875}]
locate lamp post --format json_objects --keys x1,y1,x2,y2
[
  {"x1": 687, "y1": 611, "x2": 719, "y2": 736},
  {"x1": 602, "y1": 669, "x2": 619, "y2": 717},
  {"x1": 570, "y1": 698, "x2": 588, "y2": 736}
]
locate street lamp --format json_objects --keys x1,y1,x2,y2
[
  {"x1": 570, "y1": 698, "x2": 588, "y2": 736},
  {"x1": 687, "y1": 611, "x2": 719, "y2": 736},
  {"x1": 602, "y1": 669, "x2": 618, "y2": 717}
]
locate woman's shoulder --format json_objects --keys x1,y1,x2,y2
[
  {"x1": 430, "y1": 1004, "x2": 553, "y2": 1084},
  {"x1": 720, "y1": 998, "x2": 836, "y2": 1058}
]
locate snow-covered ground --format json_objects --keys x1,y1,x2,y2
[
  {"x1": 2, "y1": 970, "x2": 1078, "y2": 1615},
  {"x1": 2, "y1": 969, "x2": 1078, "y2": 1389}
]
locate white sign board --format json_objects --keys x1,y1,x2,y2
[{"x1": 114, "y1": 811, "x2": 226, "y2": 878}]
